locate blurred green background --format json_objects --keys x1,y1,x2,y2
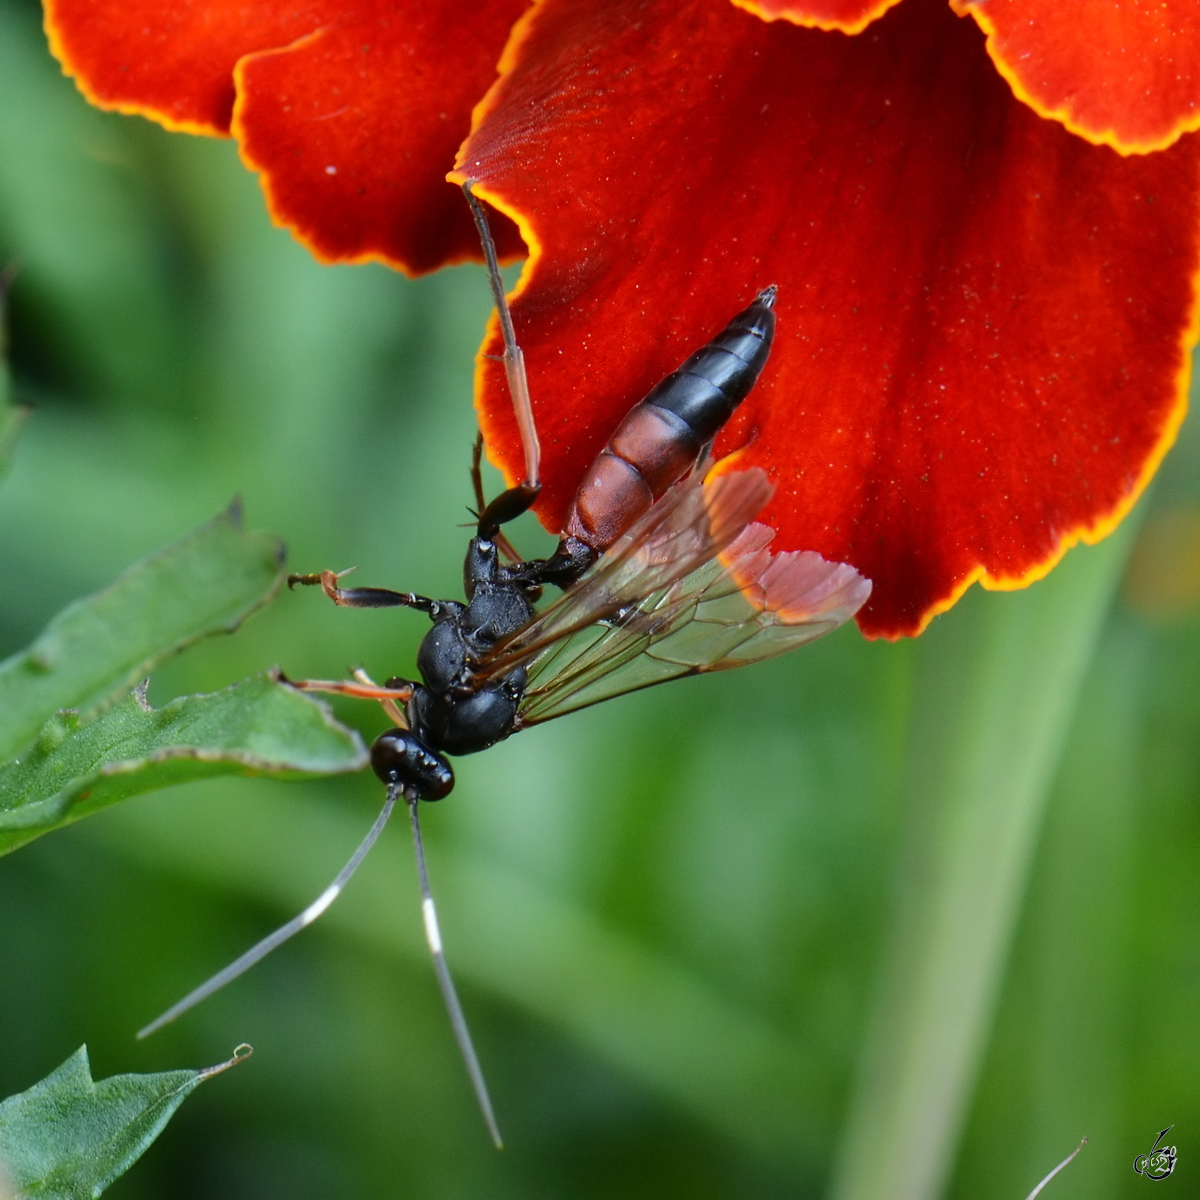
[{"x1": 0, "y1": 0, "x2": 1197, "y2": 1194}]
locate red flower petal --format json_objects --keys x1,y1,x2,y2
[
  {"x1": 952, "y1": 0, "x2": 1200, "y2": 153},
  {"x1": 732, "y1": 0, "x2": 900, "y2": 35},
  {"x1": 43, "y1": 0, "x2": 328, "y2": 135},
  {"x1": 234, "y1": 3, "x2": 526, "y2": 270},
  {"x1": 44, "y1": 0, "x2": 525, "y2": 272},
  {"x1": 454, "y1": 0, "x2": 1200, "y2": 638}
]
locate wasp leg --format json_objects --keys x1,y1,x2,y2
[
  {"x1": 470, "y1": 432, "x2": 487, "y2": 514},
  {"x1": 351, "y1": 668, "x2": 410, "y2": 728},
  {"x1": 465, "y1": 434, "x2": 528, "y2": 564},
  {"x1": 286, "y1": 676, "x2": 415, "y2": 704},
  {"x1": 288, "y1": 569, "x2": 441, "y2": 613},
  {"x1": 282, "y1": 668, "x2": 412, "y2": 727},
  {"x1": 462, "y1": 182, "x2": 541, "y2": 491}
]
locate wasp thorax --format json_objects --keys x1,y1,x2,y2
[{"x1": 370, "y1": 730, "x2": 455, "y2": 800}]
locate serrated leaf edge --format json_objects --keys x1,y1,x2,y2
[{"x1": 0, "y1": 673, "x2": 368, "y2": 834}]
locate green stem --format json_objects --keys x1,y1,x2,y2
[{"x1": 830, "y1": 521, "x2": 1139, "y2": 1200}]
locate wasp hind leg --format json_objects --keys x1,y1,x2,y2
[{"x1": 461, "y1": 182, "x2": 545, "y2": 549}]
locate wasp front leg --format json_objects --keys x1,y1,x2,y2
[
  {"x1": 288, "y1": 568, "x2": 449, "y2": 615},
  {"x1": 285, "y1": 668, "x2": 414, "y2": 728}
]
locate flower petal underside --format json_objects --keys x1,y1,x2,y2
[{"x1": 455, "y1": 0, "x2": 1200, "y2": 638}]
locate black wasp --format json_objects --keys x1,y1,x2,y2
[{"x1": 139, "y1": 185, "x2": 870, "y2": 1145}]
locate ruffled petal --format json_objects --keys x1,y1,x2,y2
[
  {"x1": 44, "y1": 0, "x2": 526, "y2": 272},
  {"x1": 234, "y1": 2, "x2": 526, "y2": 271},
  {"x1": 952, "y1": 0, "x2": 1200, "y2": 153},
  {"x1": 732, "y1": 0, "x2": 901, "y2": 35},
  {"x1": 43, "y1": 0, "x2": 329, "y2": 135},
  {"x1": 455, "y1": 0, "x2": 1200, "y2": 638}
]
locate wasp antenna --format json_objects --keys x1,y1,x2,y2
[
  {"x1": 461, "y1": 181, "x2": 540, "y2": 491},
  {"x1": 1024, "y1": 1137, "x2": 1088, "y2": 1200},
  {"x1": 136, "y1": 788, "x2": 401, "y2": 1040},
  {"x1": 405, "y1": 790, "x2": 503, "y2": 1149}
]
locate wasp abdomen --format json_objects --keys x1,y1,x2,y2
[
  {"x1": 638, "y1": 287, "x2": 777, "y2": 442},
  {"x1": 565, "y1": 286, "x2": 776, "y2": 552}
]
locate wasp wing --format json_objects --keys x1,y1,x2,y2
[
  {"x1": 472, "y1": 467, "x2": 772, "y2": 682},
  {"x1": 475, "y1": 467, "x2": 871, "y2": 726},
  {"x1": 515, "y1": 518, "x2": 871, "y2": 724}
]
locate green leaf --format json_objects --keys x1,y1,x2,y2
[
  {"x1": 0, "y1": 1044, "x2": 250, "y2": 1199},
  {"x1": 0, "y1": 673, "x2": 367, "y2": 855},
  {"x1": 0, "y1": 504, "x2": 285, "y2": 761}
]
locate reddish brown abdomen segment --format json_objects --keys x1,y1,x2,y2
[{"x1": 566, "y1": 286, "x2": 777, "y2": 552}]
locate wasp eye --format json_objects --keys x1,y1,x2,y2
[{"x1": 370, "y1": 730, "x2": 455, "y2": 801}]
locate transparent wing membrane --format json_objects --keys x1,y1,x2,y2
[
  {"x1": 473, "y1": 467, "x2": 871, "y2": 725},
  {"x1": 478, "y1": 468, "x2": 771, "y2": 678}
]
